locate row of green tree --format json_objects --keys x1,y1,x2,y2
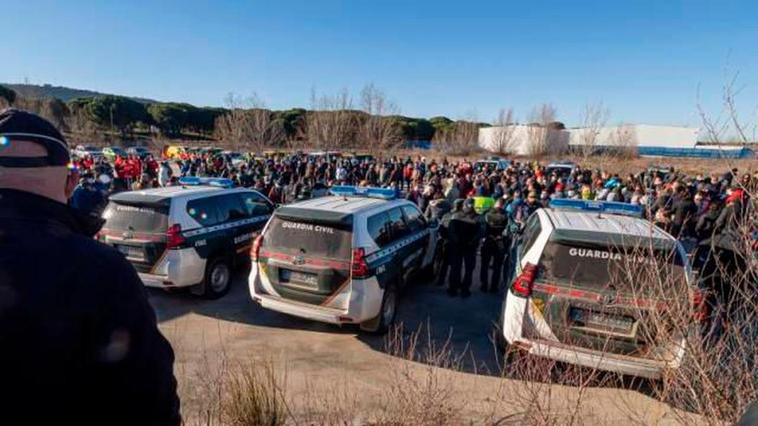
[{"x1": 0, "y1": 84, "x2": 485, "y2": 144}]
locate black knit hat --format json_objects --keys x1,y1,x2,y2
[{"x1": 0, "y1": 108, "x2": 70, "y2": 167}]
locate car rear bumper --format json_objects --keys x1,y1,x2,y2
[
  {"x1": 253, "y1": 293, "x2": 350, "y2": 325},
  {"x1": 249, "y1": 263, "x2": 383, "y2": 325},
  {"x1": 522, "y1": 339, "x2": 667, "y2": 379},
  {"x1": 138, "y1": 272, "x2": 174, "y2": 288}
]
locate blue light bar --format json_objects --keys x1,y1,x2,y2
[
  {"x1": 329, "y1": 185, "x2": 397, "y2": 200},
  {"x1": 178, "y1": 176, "x2": 235, "y2": 188},
  {"x1": 549, "y1": 198, "x2": 643, "y2": 217}
]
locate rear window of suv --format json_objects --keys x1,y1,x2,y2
[
  {"x1": 263, "y1": 215, "x2": 352, "y2": 260},
  {"x1": 538, "y1": 238, "x2": 685, "y2": 291},
  {"x1": 102, "y1": 202, "x2": 169, "y2": 234}
]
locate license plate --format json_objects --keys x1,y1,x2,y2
[
  {"x1": 570, "y1": 308, "x2": 634, "y2": 333},
  {"x1": 116, "y1": 245, "x2": 145, "y2": 261},
  {"x1": 279, "y1": 269, "x2": 318, "y2": 287}
]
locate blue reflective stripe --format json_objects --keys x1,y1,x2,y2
[
  {"x1": 365, "y1": 229, "x2": 429, "y2": 265},
  {"x1": 183, "y1": 215, "x2": 269, "y2": 237}
]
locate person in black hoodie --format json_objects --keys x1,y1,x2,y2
[
  {"x1": 0, "y1": 109, "x2": 180, "y2": 426},
  {"x1": 446, "y1": 198, "x2": 482, "y2": 298}
]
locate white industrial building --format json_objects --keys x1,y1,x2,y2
[
  {"x1": 567, "y1": 124, "x2": 699, "y2": 149},
  {"x1": 478, "y1": 124, "x2": 570, "y2": 156},
  {"x1": 479, "y1": 124, "x2": 700, "y2": 155}
]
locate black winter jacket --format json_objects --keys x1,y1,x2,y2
[{"x1": 0, "y1": 189, "x2": 180, "y2": 425}]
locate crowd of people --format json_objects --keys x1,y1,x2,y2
[
  {"x1": 68, "y1": 147, "x2": 755, "y2": 297},
  {"x1": 3, "y1": 109, "x2": 756, "y2": 424}
]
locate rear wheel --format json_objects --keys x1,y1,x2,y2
[
  {"x1": 421, "y1": 244, "x2": 444, "y2": 283},
  {"x1": 361, "y1": 284, "x2": 398, "y2": 334},
  {"x1": 201, "y1": 258, "x2": 232, "y2": 299}
]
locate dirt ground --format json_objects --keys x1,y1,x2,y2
[{"x1": 151, "y1": 267, "x2": 703, "y2": 425}]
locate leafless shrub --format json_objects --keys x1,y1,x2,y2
[
  {"x1": 605, "y1": 216, "x2": 757, "y2": 425},
  {"x1": 526, "y1": 104, "x2": 565, "y2": 158},
  {"x1": 608, "y1": 124, "x2": 638, "y2": 159},
  {"x1": 377, "y1": 322, "x2": 468, "y2": 426},
  {"x1": 433, "y1": 119, "x2": 482, "y2": 155},
  {"x1": 489, "y1": 108, "x2": 518, "y2": 155},
  {"x1": 306, "y1": 88, "x2": 359, "y2": 150},
  {"x1": 222, "y1": 360, "x2": 289, "y2": 426},
  {"x1": 359, "y1": 83, "x2": 405, "y2": 150},
  {"x1": 577, "y1": 102, "x2": 610, "y2": 158},
  {"x1": 214, "y1": 93, "x2": 284, "y2": 152}
]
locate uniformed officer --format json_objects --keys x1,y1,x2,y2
[
  {"x1": 479, "y1": 198, "x2": 509, "y2": 293},
  {"x1": 447, "y1": 198, "x2": 481, "y2": 298},
  {"x1": 435, "y1": 198, "x2": 462, "y2": 287}
]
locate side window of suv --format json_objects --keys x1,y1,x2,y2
[
  {"x1": 187, "y1": 197, "x2": 221, "y2": 227},
  {"x1": 401, "y1": 204, "x2": 426, "y2": 233},
  {"x1": 387, "y1": 207, "x2": 410, "y2": 242},
  {"x1": 240, "y1": 191, "x2": 273, "y2": 217},
  {"x1": 367, "y1": 212, "x2": 392, "y2": 247},
  {"x1": 222, "y1": 194, "x2": 249, "y2": 221}
]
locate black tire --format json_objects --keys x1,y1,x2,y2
[
  {"x1": 202, "y1": 257, "x2": 232, "y2": 299},
  {"x1": 420, "y1": 244, "x2": 444, "y2": 283},
  {"x1": 361, "y1": 284, "x2": 398, "y2": 335}
]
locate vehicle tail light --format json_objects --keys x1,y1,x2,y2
[
  {"x1": 166, "y1": 224, "x2": 186, "y2": 249},
  {"x1": 251, "y1": 235, "x2": 264, "y2": 261},
  {"x1": 352, "y1": 248, "x2": 370, "y2": 279},
  {"x1": 691, "y1": 288, "x2": 709, "y2": 323},
  {"x1": 512, "y1": 263, "x2": 538, "y2": 297}
]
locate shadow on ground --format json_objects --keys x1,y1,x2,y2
[{"x1": 148, "y1": 266, "x2": 505, "y2": 376}]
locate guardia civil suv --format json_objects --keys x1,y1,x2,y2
[
  {"x1": 249, "y1": 186, "x2": 440, "y2": 333},
  {"x1": 499, "y1": 199, "x2": 701, "y2": 379},
  {"x1": 100, "y1": 177, "x2": 274, "y2": 298}
]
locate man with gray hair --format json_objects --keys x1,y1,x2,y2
[{"x1": 0, "y1": 109, "x2": 180, "y2": 425}]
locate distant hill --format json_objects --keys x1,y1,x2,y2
[{"x1": 0, "y1": 83, "x2": 156, "y2": 104}]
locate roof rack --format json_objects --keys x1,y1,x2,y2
[
  {"x1": 549, "y1": 199, "x2": 643, "y2": 217},
  {"x1": 329, "y1": 185, "x2": 397, "y2": 200},
  {"x1": 178, "y1": 176, "x2": 235, "y2": 188}
]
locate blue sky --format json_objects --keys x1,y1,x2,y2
[{"x1": 3, "y1": 0, "x2": 757, "y2": 127}]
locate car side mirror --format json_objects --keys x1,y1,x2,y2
[{"x1": 274, "y1": 203, "x2": 281, "y2": 209}]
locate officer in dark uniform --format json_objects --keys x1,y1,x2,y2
[
  {"x1": 436, "y1": 198, "x2": 462, "y2": 287},
  {"x1": 447, "y1": 198, "x2": 481, "y2": 298},
  {"x1": 0, "y1": 109, "x2": 179, "y2": 425},
  {"x1": 480, "y1": 198, "x2": 509, "y2": 293}
]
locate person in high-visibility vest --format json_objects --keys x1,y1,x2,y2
[{"x1": 473, "y1": 195, "x2": 495, "y2": 215}]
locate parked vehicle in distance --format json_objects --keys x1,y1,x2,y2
[
  {"x1": 545, "y1": 161, "x2": 578, "y2": 177},
  {"x1": 499, "y1": 199, "x2": 699, "y2": 379},
  {"x1": 222, "y1": 151, "x2": 245, "y2": 168},
  {"x1": 249, "y1": 185, "x2": 440, "y2": 333},
  {"x1": 99, "y1": 177, "x2": 274, "y2": 298},
  {"x1": 72, "y1": 144, "x2": 103, "y2": 159},
  {"x1": 474, "y1": 157, "x2": 511, "y2": 172},
  {"x1": 127, "y1": 146, "x2": 151, "y2": 159}
]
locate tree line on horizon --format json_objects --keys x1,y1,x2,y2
[{"x1": 0, "y1": 83, "x2": 502, "y2": 153}]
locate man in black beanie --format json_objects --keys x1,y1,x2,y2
[{"x1": 0, "y1": 109, "x2": 180, "y2": 425}]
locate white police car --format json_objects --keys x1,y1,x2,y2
[
  {"x1": 249, "y1": 186, "x2": 439, "y2": 333},
  {"x1": 499, "y1": 199, "x2": 699, "y2": 379},
  {"x1": 545, "y1": 161, "x2": 578, "y2": 177},
  {"x1": 100, "y1": 177, "x2": 274, "y2": 298}
]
